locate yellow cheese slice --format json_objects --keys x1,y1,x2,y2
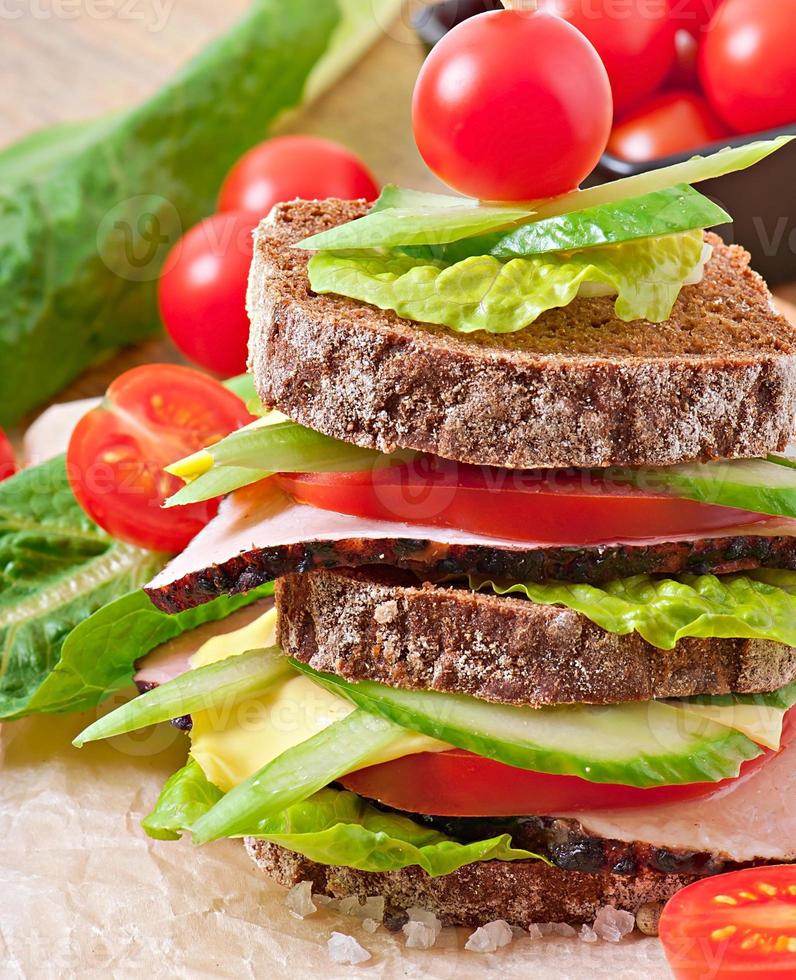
[
  {"x1": 187, "y1": 606, "x2": 448, "y2": 792},
  {"x1": 673, "y1": 701, "x2": 786, "y2": 751}
]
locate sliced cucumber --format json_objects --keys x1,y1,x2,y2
[
  {"x1": 620, "y1": 457, "x2": 796, "y2": 519},
  {"x1": 530, "y1": 137, "x2": 792, "y2": 218},
  {"x1": 190, "y1": 708, "x2": 404, "y2": 843},
  {"x1": 292, "y1": 663, "x2": 762, "y2": 788},
  {"x1": 73, "y1": 646, "x2": 291, "y2": 747}
]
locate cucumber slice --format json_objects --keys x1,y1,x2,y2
[
  {"x1": 73, "y1": 646, "x2": 291, "y2": 747},
  {"x1": 531, "y1": 137, "x2": 792, "y2": 219},
  {"x1": 293, "y1": 663, "x2": 762, "y2": 788},
  {"x1": 190, "y1": 708, "x2": 404, "y2": 843},
  {"x1": 620, "y1": 458, "x2": 796, "y2": 519}
]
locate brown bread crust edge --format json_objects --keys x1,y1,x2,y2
[
  {"x1": 246, "y1": 199, "x2": 796, "y2": 469},
  {"x1": 245, "y1": 838, "x2": 697, "y2": 930},
  {"x1": 275, "y1": 567, "x2": 796, "y2": 706}
]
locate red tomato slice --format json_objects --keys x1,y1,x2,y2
[
  {"x1": 0, "y1": 428, "x2": 17, "y2": 482},
  {"x1": 275, "y1": 457, "x2": 767, "y2": 545},
  {"x1": 341, "y1": 709, "x2": 795, "y2": 817},
  {"x1": 660, "y1": 865, "x2": 796, "y2": 978},
  {"x1": 67, "y1": 365, "x2": 251, "y2": 552}
]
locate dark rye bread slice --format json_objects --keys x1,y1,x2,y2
[
  {"x1": 247, "y1": 198, "x2": 796, "y2": 469},
  {"x1": 246, "y1": 838, "x2": 699, "y2": 931},
  {"x1": 275, "y1": 566, "x2": 796, "y2": 706}
]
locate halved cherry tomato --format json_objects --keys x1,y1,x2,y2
[
  {"x1": 275, "y1": 457, "x2": 767, "y2": 546},
  {"x1": 659, "y1": 865, "x2": 796, "y2": 978},
  {"x1": 67, "y1": 365, "x2": 251, "y2": 552},
  {"x1": 0, "y1": 428, "x2": 17, "y2": 482},
  {"x1": 608, "y1": 91, "x2": 729, "y2": 162},
  {"x1": 218, "y1": 136, "x2": 378, "y2": 216},
  {"x1": 341, "y1": 708, "x2": 795, "y2": 817}
]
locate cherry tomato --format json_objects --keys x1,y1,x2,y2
[
  {"x1": 0, "y1": 428, "x2": 17, "y2": 482},
  {"x1": 539, "y1": 0, "x2": 677, "y2": 116},
  {"x1": 341, "y1": 708, "x2": 794, "y2": 817},
  {"x1": 218, "y1": 135, "x2": 379, "y2": 216},
  {"x1": 659, "y1": 865, "x2": 796, "y2": 978},
  {"x1": 412, "y1": 9, "x2": 612, "y2": 201},
  {"x1": 608, "y1": 91, "x2": 729, "y2": 161},
  {"x1": 670, "y1": 0, "x2": 722, "y2": 36},
  {"x1": 699, "y1": 0, "x2": 796, "y2": 135},
  {"x1": 158, "y1": 212, "x2": 257, "y2": 376},
  {"x1": 275, "y1": 457, "x2": 767, "y2": 546},
  {"x1": 67, "y1": 365, "x2": 251, "y2": 552},
  {"x1": 666, "y1": 29, "x2": 700, "y2": 91}
]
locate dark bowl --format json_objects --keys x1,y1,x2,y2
[{"x1": 413, "y1": 0, "x2": 796, "y2": 285}]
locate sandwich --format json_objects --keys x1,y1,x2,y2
[{"x1": 76, "y1": 137, "x2": 796, "y2": 938}]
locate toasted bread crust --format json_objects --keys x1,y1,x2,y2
[
  {"x1": 245, "y1": 838, "x2": 697, "y2": 930},
  {"x1": 275, "y1": 567, "x2": 796, "y2": 706},
  {"x1": 247, "y1": 199, "x2": 796, "y2": 469}
]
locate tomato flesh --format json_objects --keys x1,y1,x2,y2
[
  {"x1": 341, "y1": 709, "x2": 795, "y2": 817},
  {"x1": 276, "y1": 457, "x2": 768, "y2": 546},
  {"x1": 0, "y1": 428, "x2": 16, "y2": 482},
  {"x1": 67, "y1": 365, "x2": 251, "y2": 552},
  {"x1": 660, "y1": 865, "x2": 796, "y2": 978}
]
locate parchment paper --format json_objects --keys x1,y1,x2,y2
[
  {"x1": 0, "y1": 10, "x2": 674, "y2": 979},
  {"x1": 0, "y1": 708, "x2": 670, "y2": 979}
]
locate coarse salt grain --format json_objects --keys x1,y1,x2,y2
[
  {"x1": 327, "y1": 932, "x2": 371, "y2": 965},
  {"x1": 579, "y1": 925, "x2": 598, "y2": 943},
  {"x1": 406, "y1": 906, "x2": 442, "y2": 936},
  {"x1": 362, "y1": 918, "x2": 380, "y2": 934},
  {"x1": 551, "y1": 922, "x2": 577, "y2": 937},
  {"x1": 593, "y1": 906, "x2": 636, "y2": 942},
  {"x1": 403, "y1": 920, "x2": 438, "y2": 949},
  {"x1": 285, "y1": 881, "x2": 316, "y2": 919},
  {"x1": 465, "y1": 919, "x2": 514, "y2": 953}
]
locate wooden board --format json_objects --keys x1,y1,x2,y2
[{"x1": 3, "y1": 3, "x2": 796, "y2": 443}]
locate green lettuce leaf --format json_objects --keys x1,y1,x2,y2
[
  {"x1": 142, "y1": 758, "x2": 223, "y2": 841},
  {"x1": 405, "y1": 185, "x2": 728, "y2": 263},
  {"x1": 473, "y1": 570, "x2": 796, "y2": 651},
  {"x1": 0, "y1": 0, "x2": 400, "y2": 425},
  {"x1": 143, "y1": 767, "x2": 537, "y2": 876},
  {"x1": 309, "y1": 230, "x2": 706, "y2": 332},
  {"x1": 27, "y1": 582, "x2": 275, "y2": 718},
  {"x1": 297, "y1": 184, "x2": 533, "y2": 250},
  {"x1": 0, "y1": 457, "x2": 164, "y2": 719}
]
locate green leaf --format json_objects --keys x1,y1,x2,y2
[
  {"x1": 26, "y1": 582, "x2": 275, "y2": 718},
  {"x1": 297, "y1": 186, "x2": 533, "y2": 249},
  {"x1": 0, "y1": 456, "x2": 164, "y2": 719},
  {"x1": 142, "y1": 757, "x2": 223, "y2": 841},
  {"x1": 0, "y1": 0, "x2": 400, "y2": 425},
  {"x1": 473, "y1": 570, "x2": 796, "y2": 652},
  {"x1": 532, "y1": 136, "x2": 794, "y2": 219},
  {"x1": 308, "y1": 231, "x2": 706, "y2": 332},
  {"x1": 74, "y1": 645, "x2": 290, "y2": 746},
  {"x1": 143, "y1": 766, "x2": 538, "y2": 876},
  {"x1": 406, "y1": 185, "x2": 729, "y2": 263},
  {"x1": 191, "y1": 708, "x2": 404, "y2": 843}
]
